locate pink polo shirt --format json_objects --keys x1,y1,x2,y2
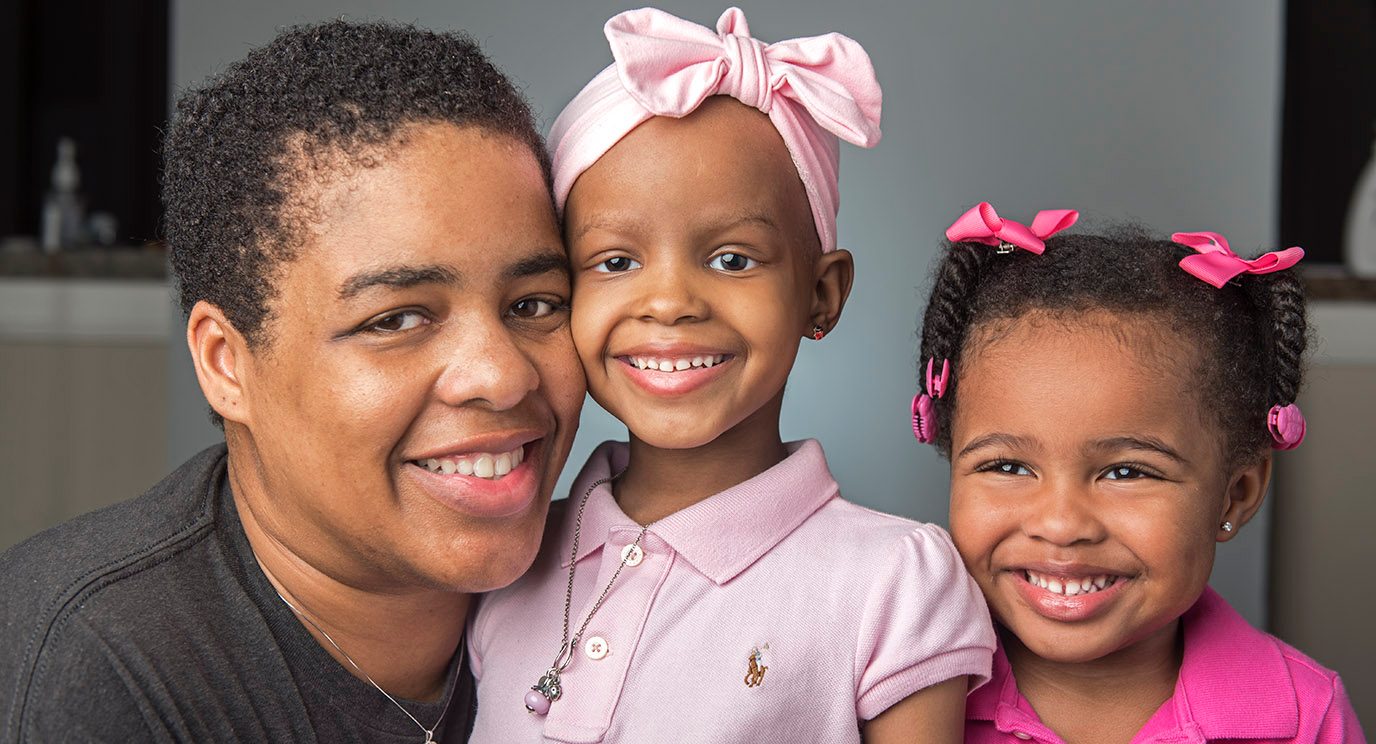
[
  {"x1": 469, "y1": 439, "x2": 994, "y2": 743},
  {"x1": 966, "y1": 587, "x2": 1366, "y2": 743}
]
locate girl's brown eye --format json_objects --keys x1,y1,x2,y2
[
  {"x1": 595, "y1": 256, "x2": 640, "y2": 273},
  {"x1": 708, "y1": 252, "x2": 757, "y2": 272}
]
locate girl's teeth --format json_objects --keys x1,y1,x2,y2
[
  {"x1": 1024, "y1": 570, "x2": 1119, "y2": 597},
  {"x1": 413, "y1": 446, "x2": 525, "y2": 480},
  {"x1": 631, "y1": 355, "x2": 728, "y2": 372}
]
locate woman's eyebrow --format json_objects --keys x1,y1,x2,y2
[
  {"x1": 504, "y1": 251, "x2": 570, "y2": 280},
  {"x1": 337, "y1": 264, "x2": 459, "y2": 299}
]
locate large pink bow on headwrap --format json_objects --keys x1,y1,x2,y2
[
  {"x1": 549, "y1": 7, "x2": 883, "y2": 253},
  {"x1": 1171, "y1": 231, "x2": 1305, "y2": 289},
  {"x1": 945, "y1": 202, "x2": 1079, "y2": 255}
]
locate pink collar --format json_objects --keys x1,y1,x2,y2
[
  {"x1": 968, "y1": 588, "x2": 1300, "y2": 741},
  {"x1": 556, "y1": 440, "x2": 838, "y2": 585}
]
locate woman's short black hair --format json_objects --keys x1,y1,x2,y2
[
  {"x1": 917, "y1": 224, "x2": 1308, "y2": 467},
  {"x1": 163, "y1": 19, "x2": 551, "y2": 347}
]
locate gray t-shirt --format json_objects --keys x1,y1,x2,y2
[{"x1": 0, "y1": 445, "x2": 474, "y2": 743}]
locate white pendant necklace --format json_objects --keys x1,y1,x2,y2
[
  {"x1": 274, "y1": 589, "x2": 459, "y2": 744},
  {"x1": 525, "y1": 469, "x2": 650, "y2": 715}
]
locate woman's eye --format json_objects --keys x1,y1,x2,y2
[
  {"x1": 708, "y1": 252, "x2": 757, "y2": 272},
  {"x1": 367, "y1": 310, "x2": 428, "y2": 333},
  {"x1": 594, "y1": 256, "x2": 641, "y2": 273},
  {"x1": 1104, "y1": 465, "x2": 1148, "y2": 481},
  {"x1": 508, "y1": 297, "x2": 566, "y2": 319}
]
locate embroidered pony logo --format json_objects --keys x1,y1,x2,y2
[{"x1": 744, "y1": 646, "x2": 768, "y2": 688}]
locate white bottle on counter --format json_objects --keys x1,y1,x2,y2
[{"x1": 40, "y1": 137, "x2": 85, "y2": 254}]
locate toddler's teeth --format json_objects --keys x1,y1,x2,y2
[
  {"x1": 1065, "y1": 582, "x2": 1081, "y2": 596},
  {"x1": 474, "y1": 454, "x2": 495, "y2": 478},
  {"x1": 674, "y1": 358, "x2": 691, "y2": 371},
  {"x1": 657, "y1": 360, "x2": 674, "y2": 372},
  {"x1": 692, "y1": 356, "x2": 704, "y2": 367},
  {"x1": 1081, "y1": 577, "x2": 1094, "y2": 592},
  {"x1": 704, "y1": 356, "x2": 715, "y2": 367},
  {"x1": 457, "y1": 459, "x2": 474, "y2": 476},
  {"x1": 494, "y1": 453, "x2": 512, "y2": 476}
]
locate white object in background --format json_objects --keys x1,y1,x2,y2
[
  {"x1": 40, "y1": 137, "x2": 85, "y2": 254},
  {"x1": 1346, "y1": 129, "x2": 1376, "y2": 277}
]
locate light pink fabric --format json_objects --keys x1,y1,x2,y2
[
  {"x1": 549, "y1": 7, "x2": 883, "y2": 253},
  {"x1": 966, "y1": 588, "x2": 1367, "y2": 744},
  {"x1": 470, "y1": 440, "x2": 994, "y2": 743}
]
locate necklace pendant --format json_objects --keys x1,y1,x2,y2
[
  {"x1": 424, "y1": 734, "x2": 438, "y2": 744},
  {"x1": 524, "y1": 668, "x2": 561, "y2": 715}
]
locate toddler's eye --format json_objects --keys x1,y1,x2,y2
[
  {"x1": 1104, "y1": 465, "x2": 1148, "y2": 481},
  {"x1": 708, "y1": 252, "x2": 757, "y2": 272},
  {"x1": 594, "y1": 256, "x2": 641, "y2": 273},
  {"x1": 508, "y1": 297, "x2": 566, "y2": 319},
  {"x1": 980, "y1": 460, "x2": 1031, "y2": 476},
  {"x1": 366, "y1": 310, "x2": 428, "y2": 333}
]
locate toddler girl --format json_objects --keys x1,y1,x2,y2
[
  {"x1": 469, "y1": 8, "x2": 994, "y2": 743},
  {"x1": 912, "y1": 202, "x2": 1366, "y2": 743}
]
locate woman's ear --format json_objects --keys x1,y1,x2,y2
[
  {"x1": 186, "y1": 300, "x2": 253, "y2": 425},
  {"x1": 1217, "y1": 452, "x2": 1273, "y2": 542},
  {"x1": 807, "y1": 248, "x2": 855, "y2": 337}
]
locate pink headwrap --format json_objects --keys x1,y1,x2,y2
[{"x1": 549, "y1": 7, "x2": 883, "y2": 253}]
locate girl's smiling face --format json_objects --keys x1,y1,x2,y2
[
  {"x1": 564, "y1": 98, "x2": 845, "y2": 449},
  {"x1": 949, "y1": 310, "x2": 1270, "y2": 665}
]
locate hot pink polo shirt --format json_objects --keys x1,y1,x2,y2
[
  {"x1": 469, "y1": 439, "x2": 995, "y2": 743},
  {"x1": 966, "y1": 587, "x2": 1366, "y2": 744}
]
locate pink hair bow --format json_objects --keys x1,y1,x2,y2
[
  {"x1": 1171, "y1": 231, "x2": 1305, "y2": 289},
  {"x1": 549, "y1": 7, "x2": 882, "y2": 253},
  {"x1": 605, "y1": 8, "x2": 881, "y2": 146},
  {"x1": 945, "y1": 202, "x2": 1079, "y2": 255}
]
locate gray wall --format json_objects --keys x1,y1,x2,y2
[{"x1": 169, "y1": 0, "x2": 1281, "y2": 624}]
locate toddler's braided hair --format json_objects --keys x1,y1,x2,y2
[{"x1": 917, "y1": 225, "x2": 1308, "y2": 467}]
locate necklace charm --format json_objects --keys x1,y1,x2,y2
[{"x1": 525, "y1": 668, "x2": 562, "y2": 715}]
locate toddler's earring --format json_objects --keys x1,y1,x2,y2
[
  {"x1": 1221, "y1": 521, "x2": 1234, "y2": 533},
  {"x1": 811, "y1": 324, "x2": 825, "y2": 341}
]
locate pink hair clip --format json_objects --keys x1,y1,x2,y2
[
  {"x1": 1171, "y1": 231, "x2": 1305, "y2": 289},
  {"x1": 911, "y1": 358, "x2": 951, "y2": 444},
  {"x1": 1268, "y1": 403, "x2": 1306, "y2": 450},
  {"x1": 946, "y1": 202, "x2": 1079, "y2": 255}
]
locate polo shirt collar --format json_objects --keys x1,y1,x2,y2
[
  {"x1": 557, "y1": 440, "x2": 838, "y2": 585},
  {"x1": 967, "y1": 588, "x2": 1300, "y2": 741},
  {"x1": 1173, "y1": 587, "x2": 1298, "y2": 740}
]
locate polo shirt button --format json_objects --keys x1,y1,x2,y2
[
  {"x1": 584, "y1": 636, "x2": 609, "y2": 660},
  {"x1": 1013, "y1": 732, "x2": 1032, "y2": 740},
  {"x1": 620, "y1": 543, "x2": 644, "y2": 567}
]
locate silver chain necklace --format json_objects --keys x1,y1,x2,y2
[
  {"x1": 524, "y1": 469, "x2": 650, "y2": 715},
  {"x1": 274, "y1": 589, "x2": 459, "y2": 744}
]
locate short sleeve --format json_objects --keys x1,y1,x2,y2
[
  {"x1": 1315, "y1": 676, "x2": 1367, "y2": 744},
  {"x1": 854, "y1": 523, "x2": 995, "y2": 721}
]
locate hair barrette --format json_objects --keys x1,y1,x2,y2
[
  {"x1": 911, "y1": 358, "x2": 951, "y2": 444},
  {"x1": 1170, "y1": 231, "x2": 1304, "y2": 289},
  {"x1": 946, "y1": 202, "x2": 1079, "y2": 255}
]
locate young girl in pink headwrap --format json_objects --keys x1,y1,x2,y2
[{"x1": 468, "y1": 7, "x2": 993, "y2": 742}]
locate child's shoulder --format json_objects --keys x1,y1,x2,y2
[
  {"x1": 808, "y1": 492, "x2": 962, "y2": 557},
  {"x1": 1184, "y1": 589, "x2": 1361, "y2": 740}
]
